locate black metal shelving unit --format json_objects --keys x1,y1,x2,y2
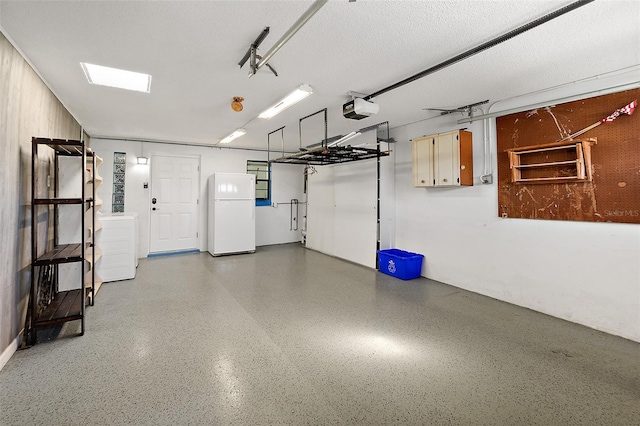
[{"x1": 26, "y1": 137, "x2": 96, "y2": 345}]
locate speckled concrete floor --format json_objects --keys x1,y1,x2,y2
[{"x1": 1, "y1": 244, "x2": 639, "y2": 425}]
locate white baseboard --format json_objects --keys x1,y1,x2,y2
[{"x1": 0, "y1": 336, "x2": 19, "y2": 372}]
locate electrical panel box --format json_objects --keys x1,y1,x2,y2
[{"x1": 412, "y1": 130, "x2": 473, "y2": 187}]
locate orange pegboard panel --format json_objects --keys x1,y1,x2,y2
[{"x1": 497, "y1": 88, "x2": 640, "y2": 223}]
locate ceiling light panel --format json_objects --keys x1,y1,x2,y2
[
  {"x1": 81, "y1": 62, "x2": 152, "y2": 93},
  {"x1": 328, "y1": 131, "x2": 361, "y2": 147},
  {"x1": 220, "y1": 128, "x2": 246, "y2": 144},
  {"x1": 258, "y1": 84, "x2": 313, "y2": 119}
]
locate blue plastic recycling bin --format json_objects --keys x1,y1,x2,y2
[{"x1": 377, "y1": 249, "x2": 424, "y2": 280}]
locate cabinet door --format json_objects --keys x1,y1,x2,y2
[
  {"x1": 412, "y1": 136, "x2": 434, "y2": 187},
  {"x1": 434, "y1": 132, "x2": 460, "y2": 186}
]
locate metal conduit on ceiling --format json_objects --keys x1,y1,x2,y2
[
  {"x1": 361, "y1": 0, "x2": 595, "y2": 101},
  {"x1": 250, "y1": 0, "x2": 328, "y2": 76}
]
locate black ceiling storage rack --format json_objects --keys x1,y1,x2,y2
[
  {"x1": 268, "y1": 143, "x2": 386, "y2": 165},
  {"x1": 267, "y1": 108, "x2": 392, "y2": 166},
  {"x1": 26, "y1": 137, "x2": 96, "y2": 346}
]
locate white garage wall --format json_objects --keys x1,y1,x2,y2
[
  {"x1": 306, "y1": 147, "x2": 391, "y2": 268},
  {"x1": 306, "y1": 166, "x2": 335, "y2": 256},
  {"x1": 391, "y1": 71, "x2": 640, "y2": 342},
  {"x1": 257, "y1": 163, "x2": 307, "y2": 246},
  {"x1": 90, "y1": 139, "x2": 304, "y2": 257},
  {"x1": 332, "y1": 162, "x2": 378, "y2": 267}
]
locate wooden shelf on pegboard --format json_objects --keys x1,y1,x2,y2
[{"x1": 505, "y1": 138, "x2": 596, "y2": 184}]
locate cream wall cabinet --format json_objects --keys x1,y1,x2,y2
[{"x1": 412, "y1": 130, "x2": 473, "y2": 187}]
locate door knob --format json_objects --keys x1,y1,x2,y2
[{"x1": 152, "y1": 207, "x2": 158, "y2": 211}]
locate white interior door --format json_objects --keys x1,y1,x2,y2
[{"x1": 150, "y1": 155, "x2": 199, "y2": 253}]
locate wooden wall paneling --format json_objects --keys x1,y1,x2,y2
[
  {"x1": 0, "y1": 31, "x2": 80, "y2": 353},
  {"x1": 497, "y1": 88, "x2": 640, "y2": 223},
  {"x1": 0, "y1": 35, "x2": 15, "y2": 352}
]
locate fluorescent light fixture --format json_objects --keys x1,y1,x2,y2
[
  {"x1": 327, "y1": 131, "x2": 361, "y2": 147},
  {"x1": 220, "y1": 128, "x2": 246, "y2": 144},
  {"x1": 258, "y1": 84, "x2": 313, "y2": 119},
  {"x1": 136, "y1": 156, "x2": 148, "y2": 165},
  {"x1": 81, "y1": 62, "x2": 152, "y2": 93}
]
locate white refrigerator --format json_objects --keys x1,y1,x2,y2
[{"x1": 207, "y1": 173, "x2": 256, "y2": 256}]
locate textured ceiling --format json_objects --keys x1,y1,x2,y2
[{"x1": 1, "y1": 0, "x2": 639, "y2": 152}]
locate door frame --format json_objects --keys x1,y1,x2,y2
[{"x1": 148, "y1": 153, "x2": 202, "y2": 255}]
